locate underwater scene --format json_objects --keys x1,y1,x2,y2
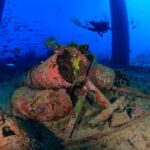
[{"x1": 0, "y1": 0, "x2": 150, "y2": 149}]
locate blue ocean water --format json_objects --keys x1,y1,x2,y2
[{"x1": 1, "y1": 0, "x2": 149, "y2": 61}]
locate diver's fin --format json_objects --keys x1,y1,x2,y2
[
  {"x1": 98, "y1": 32, "x2": 103, "y2": 37},
  {"x1": 71, "y1": 17, "x2": 86, "y2": 28}
]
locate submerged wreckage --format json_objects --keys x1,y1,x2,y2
[{"x1": 10, "y1": 41, "x2": 150, "y2": 150}]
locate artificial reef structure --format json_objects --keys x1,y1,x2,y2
[{"x1": 11, "y1": 40, "x2": 150, "y2": 150}]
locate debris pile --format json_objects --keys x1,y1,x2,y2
[
  {"x1": 10, "y1": 42, "x2": 150, "y2": 149},
  {"x1": 12, "y1": 44, "x2": 116, "y2": 137},
  {"x1": 0, "y1": 113, "x2": 31, "y2": 150}
]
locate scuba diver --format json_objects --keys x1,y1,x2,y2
[{"x1": 71, "y1": 17, "x2": 110, "y2": 37}]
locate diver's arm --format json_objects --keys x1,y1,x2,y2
[{"x1": 86, "y1": 27, "x2": 97, "y2": 32}]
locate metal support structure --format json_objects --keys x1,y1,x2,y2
[
  {"x1": 0, "y1": 0, "x2": 6, "y2": 23},
  {"x1": 109, "y1": 0, "x2": 130, "y2": 66}
]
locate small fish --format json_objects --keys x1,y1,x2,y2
[
  {"x1": 3, "y1": 50, "x2": 10, "y2": 53},
  {"x1": 3, "y1": 45, "x2": 8, "y2": 48},
  {"x1": 5, "y1": 63, "x2": 15, "y2": 67},
  {"x1": 28, "y1": 29, "x2": 33, "y2": 32},
  {"x1": 132, "y1": 25, "x2": 137, "y2": 29},
  {"x1": 130, "y1": 20, "x2": 134, "y2": 25}
]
